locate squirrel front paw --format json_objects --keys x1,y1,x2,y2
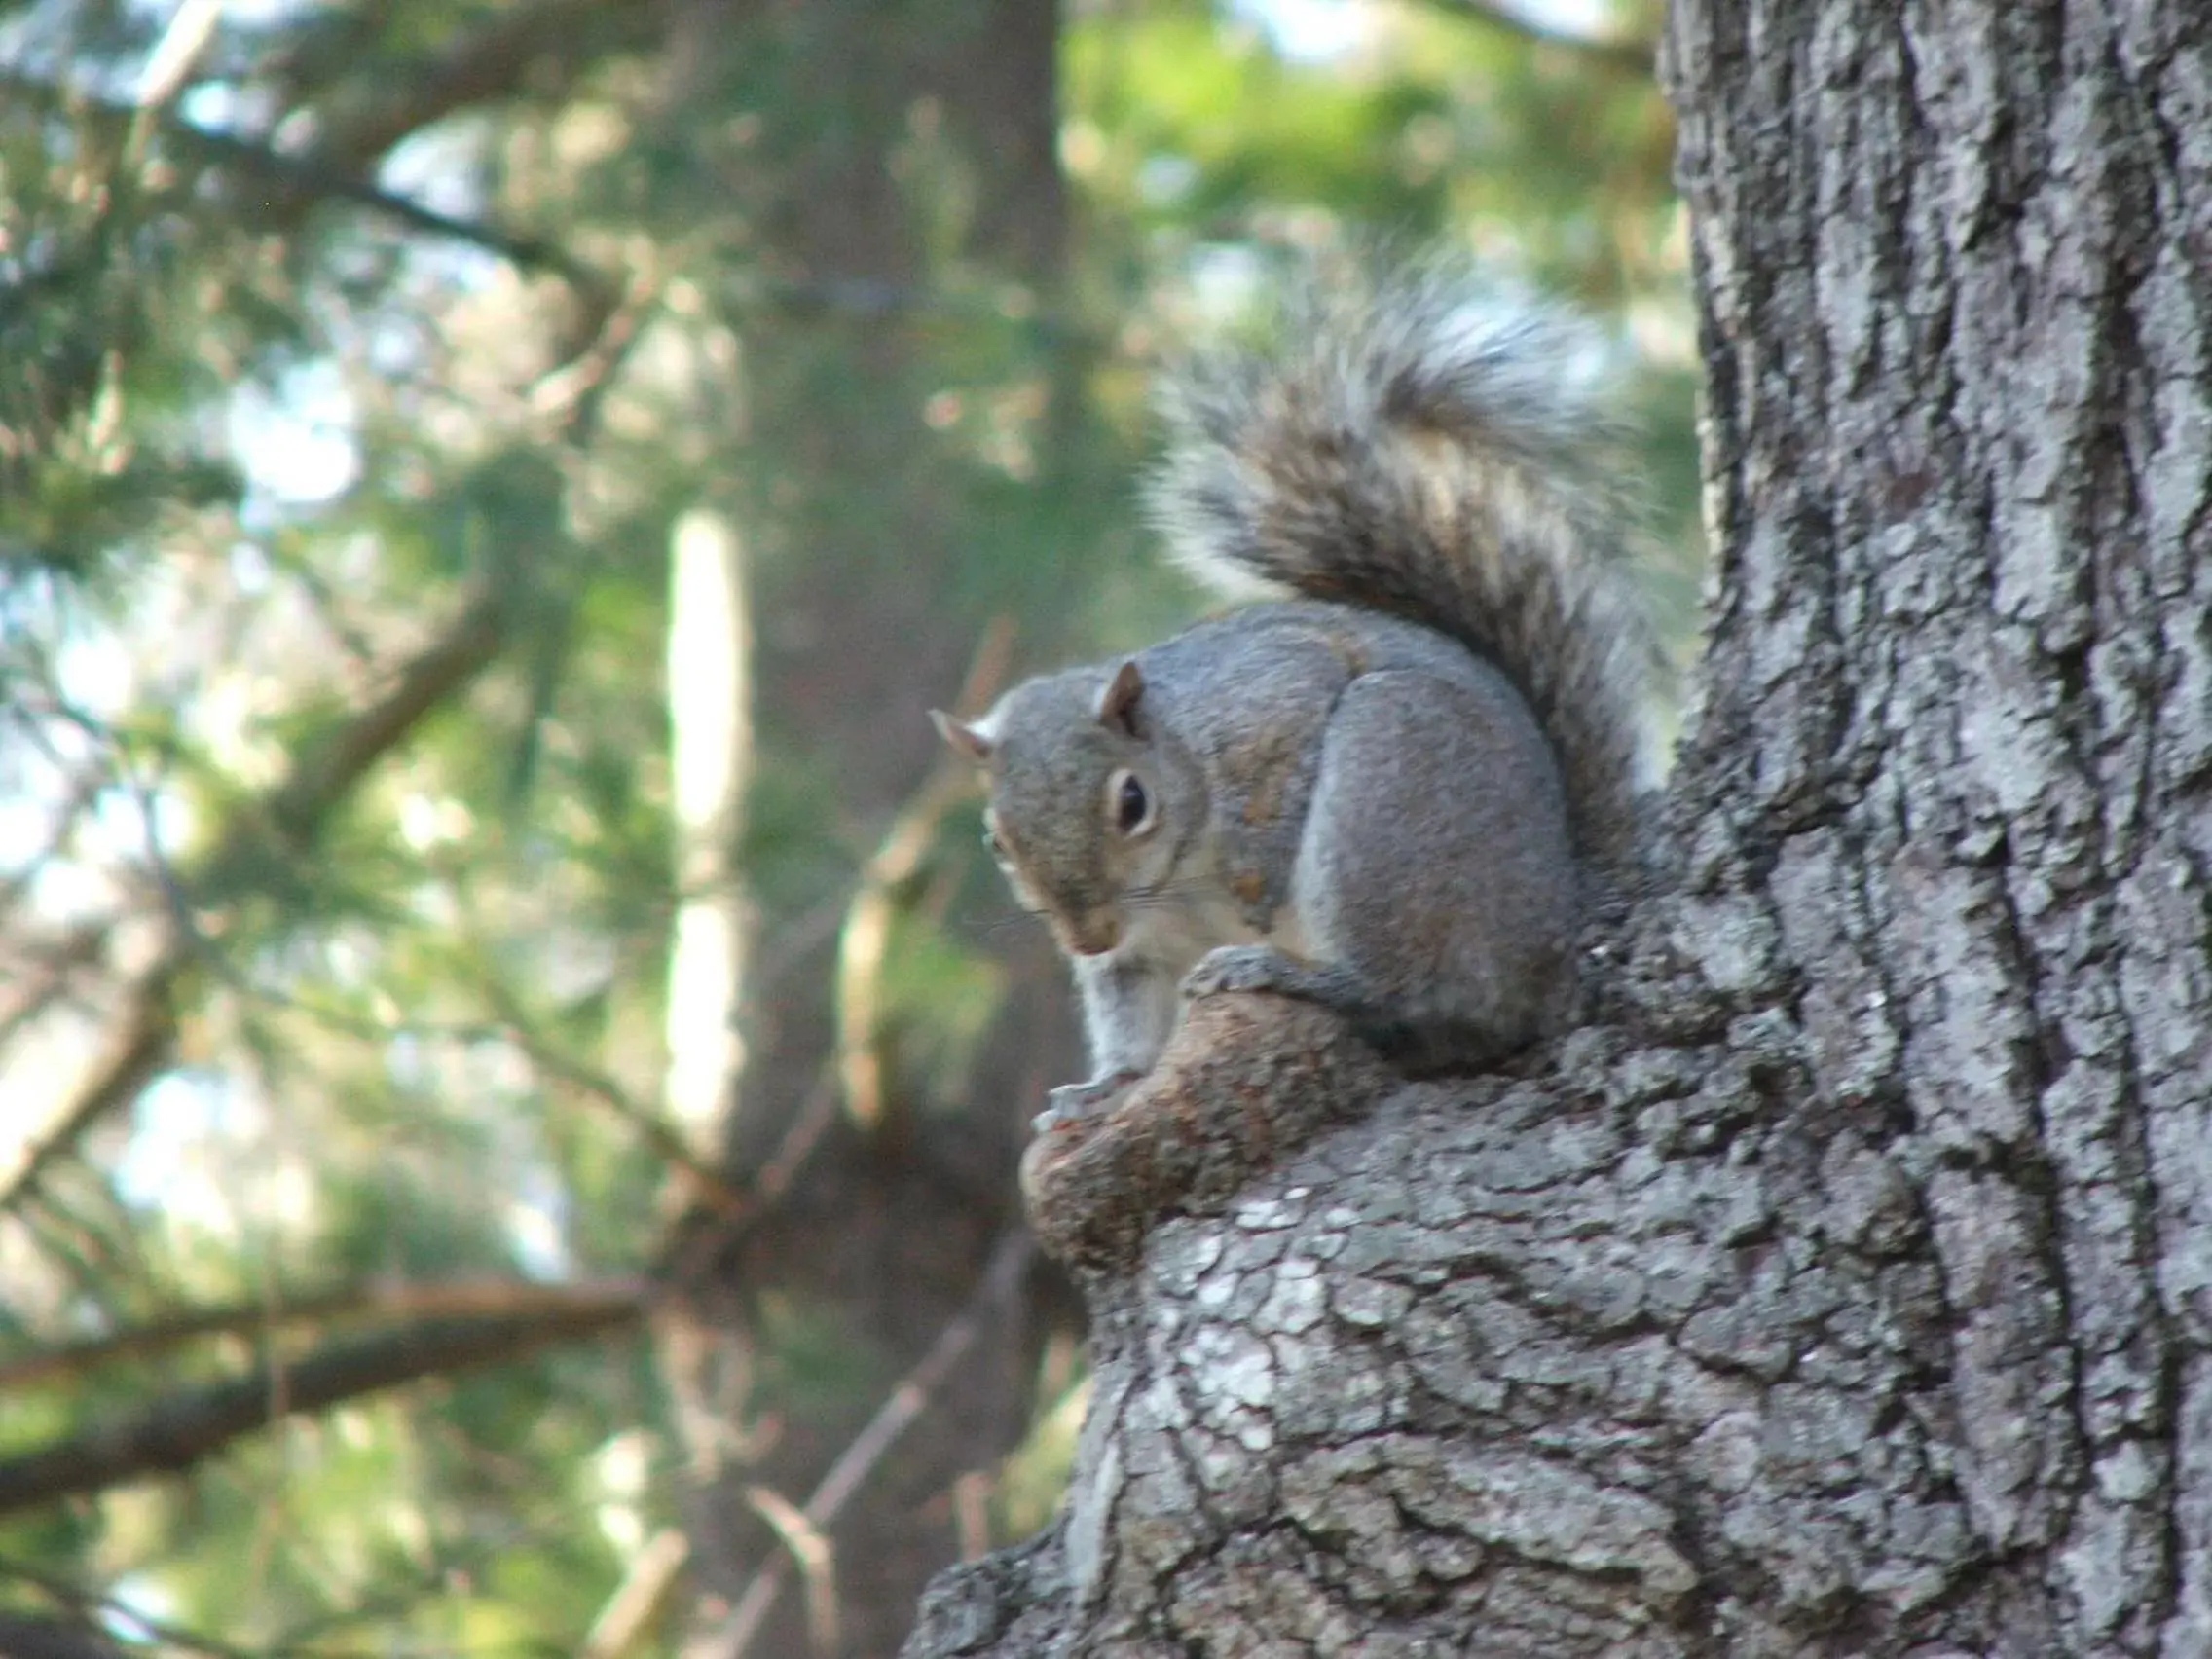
[
  {"x1": 1183, "y1": 946, "x2": 1380, "y2": 1033},
  {"x1": 1182, "y1": 943, "x2": 1306, "y2": 1002},
  {"x1": 1033, "y1": 1069, "x2": 1143, "y2": 1135}
]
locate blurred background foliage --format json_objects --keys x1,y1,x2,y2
[{"x1": 0, "y1": 0, "x2": 1696, "y2": 1653}]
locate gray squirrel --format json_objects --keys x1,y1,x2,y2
[{"x1": 935, "y1": 260, "x2": 1658, "y2": 1129}]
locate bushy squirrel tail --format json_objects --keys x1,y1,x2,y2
[{"x1": 1147, "y1": 256, "x2": 1660, "y2": 868}]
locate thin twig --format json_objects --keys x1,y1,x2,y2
[
  {"x1": 656, "y1": 1063, "x2": 843, "y2": 1293},
  {"x1": 698, "y1": 1228, "x2": 1037, "y2": 1659},
  {"x1": 833, "y1": 616, "x2": 1015, "y2": 1131},
  {"x1": 483, "y1": 978, "x2": 750, "y2": 1218},
  {"x1": 581, "y1": 1527, "x2": 691, "y2": 1659},
  {"x1": 742, "y1": 1485, "x2": 837, "y2": 1655}
]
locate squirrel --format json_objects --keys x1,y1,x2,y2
[{"x1": 934, "y1": 258, "x2": 1658, "y2": 1132}]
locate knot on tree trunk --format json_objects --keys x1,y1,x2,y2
[{"x1": 1016, "y1": 993, "x2": 1398, "y2": 1273}]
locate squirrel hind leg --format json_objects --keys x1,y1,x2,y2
[
  {"x1": 1179, "y1": 943, "x2": 1521, "y2": 1074},
  {"x1": 1283, "y1": 668, "x2": 1582, "y2": 1071}
]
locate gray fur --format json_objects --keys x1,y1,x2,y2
[
  {"x1": 1147, "y1": 256, "x2": 1656, "y2": 867},
  {"x1": 951, "y1": 263, "x2": 1654, "y2": 1115}
]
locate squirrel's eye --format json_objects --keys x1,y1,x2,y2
[
  {"x1": 1110, "y1": 770, "x2": 1153, "y2": 836},
  {"x1": 983, "y1": 827, "x2": 1007, "y2": 860}
]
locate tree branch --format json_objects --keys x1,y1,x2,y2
[
  {"x1": 297, "y1": 0, "x2": 667, "y2": 174},
  {"x1": 0, "y1": 1290, "x2": 645, "y2": 1518},
  {"x1": 0, "y1": 965, "x2": 172, "y2": 1216},
  {"x1": 0, "y1": 1613, "x2": 124, "y2": 1659},
  {"x1": 241, "y1": 587, "x2": 512, "y2": 865},
  {"x1": 185, "y1": 119, "x2": 608, "y2": 291},
  {"x1": 0, "y1": 1563, "x2": 268, "y2": 1659},
  {"x1": 0, "y1": 0, "x2": 654, "y2": 471},
  {"x1": 481, "y1": 977, "x2": 750, "y2": 1219},
  {"x1": 0, "y1": 1275, "x2": 650, "y2": 1393},
  {"x1": 0, "y1": 71, "x2": 608, "y2": 297},
  {"x1": 0, "y1": 588, "x2": 511, "y2": 1215},
  {"x1": 4, "y1": 237, "x2": 663, "y2": 1209}
]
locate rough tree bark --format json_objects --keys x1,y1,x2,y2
[{"x1": 901, "y1": 1, "x2": 2212, "y2": 1654}]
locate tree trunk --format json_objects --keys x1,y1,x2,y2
[
  {"x1": 654, "y1": 4, "x2": 1078, "y2": 1656},
  {"x1": 901, "y1": 1, "x2": 2212, "y2": 1654}
]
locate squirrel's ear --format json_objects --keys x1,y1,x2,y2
[
  {"x1": 931, "y1": 709, "x2": 994, "y2": 764},
  {"x1": 1095, "y1": 659, "x2": 1146, "y2": 738}
]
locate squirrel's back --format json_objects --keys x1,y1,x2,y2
[{"x1": 1146, "y1": 258, "x2": 1659, "y2": 868}]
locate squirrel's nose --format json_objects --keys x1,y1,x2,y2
[{"x1": 1066, "y1": 912, "x2": 1122, "y2": 956}]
